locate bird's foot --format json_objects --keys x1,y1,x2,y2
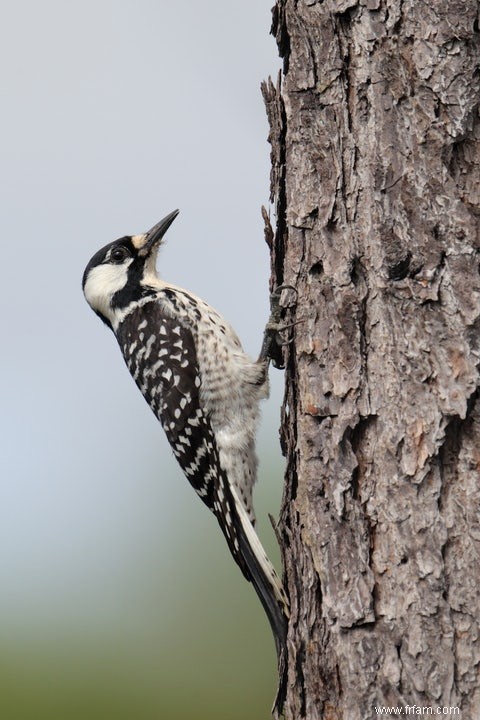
[{"x1": 258, "y1": 285, "x2": 298, "y2": 369}]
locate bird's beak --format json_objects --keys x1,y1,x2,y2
[{"x1": 134, "y1": 209, "x2": 180, "y2": 256}]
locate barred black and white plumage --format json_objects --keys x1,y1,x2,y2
[{"x1": 82, "y1": 210, "x2": 289, "y2": 709}]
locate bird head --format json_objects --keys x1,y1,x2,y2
[{"x1": 82, "y1": 209, "x2": 179, "y2": 327}]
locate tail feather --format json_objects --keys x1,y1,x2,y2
[
  {"x1": 215, "y1": 480, "x2": 289, "y2": 716},
  {"x1": 235, "y1": 505, "x2": 289, "y2": 717}
]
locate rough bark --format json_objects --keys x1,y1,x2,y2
[{"x1": 262, "y1": 2, "x2": 480, "y2": 718}]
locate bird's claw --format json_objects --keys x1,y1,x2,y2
[{"x1": 259, "y1": 285, "x2": 299, "y2": 367}]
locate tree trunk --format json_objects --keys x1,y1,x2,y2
[{"x1": 262, "y1": 2, "x2": 480, "y2": 718}]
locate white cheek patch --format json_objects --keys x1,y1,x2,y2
[{"x1": 83, "y1": 262, "x2": 130, "y2": 322}]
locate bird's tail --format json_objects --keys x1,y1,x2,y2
[{"x1": 214, "y1": 480, "x2": 289, "y2": 716}]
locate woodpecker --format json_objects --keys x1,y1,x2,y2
[{"x1": 82, "y1": 210, "x2": 289, "y2": 701}]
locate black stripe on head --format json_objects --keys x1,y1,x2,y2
[{"x1": 111, "y1": 249, "x2": 156, "y2": 310}]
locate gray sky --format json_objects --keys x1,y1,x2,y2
[{"x1": 0, "y1": 0, "x2": 284, "y2": 665}]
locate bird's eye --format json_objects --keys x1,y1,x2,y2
[{"x1": 110, "y1": 247, "x2": 129, "y2": 264}]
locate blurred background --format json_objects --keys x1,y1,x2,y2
[{"x1": 0, "y1": 2, "x2": 285, "y2": 719}]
